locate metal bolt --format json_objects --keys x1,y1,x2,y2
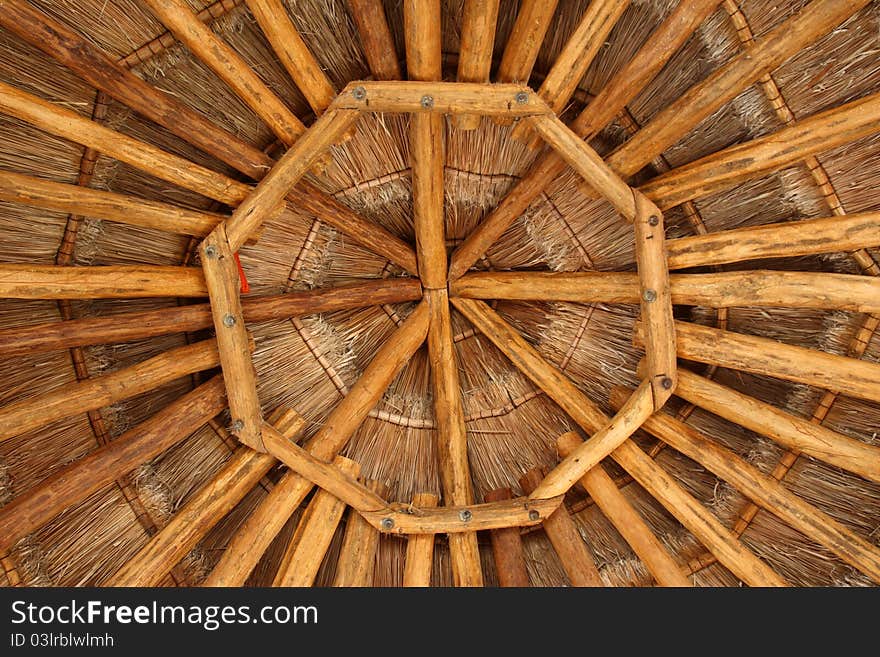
[
  {"x1": 352, "y1": 86, "x2": 367, "y2": 101},
  {"x1": 203, "y1": 245, "x2": 218, "y2": 259},
  {"x1": 380, "y1": 517, "x2": 394, "y2": 530},
  {"x1": 230, "y1": 419, "x2": 245, "y2": 433},
  {"x1": 515, "y1": 91, "x2": 529, "y2": 105},
  {"x1": 648, "y1": 215, "x2": 660, "y2": 227},
  {"x1": 459, "y1": 509, "x2": 473, "y2": 522},
  {"x1": 222, "y1": 313, "x2": 237, "y2": 327},
  {"x1": 528, "y1": 509, "x2": 540, "y2": 521},
  {"x1": 420, "y1": 95, "x2": 434, "y2": 110},
  {"x1": 643, "y1": 289, "x2": 657, "y2": 303}
]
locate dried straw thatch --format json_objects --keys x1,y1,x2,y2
[{"x1": 0, "y1": 0, "x2": 878, "y2": 589}]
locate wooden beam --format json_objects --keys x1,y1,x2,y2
[
  {"x1": 666, "y1": 213, "x2": 880, "y2": 270},
  {"x1": 529, "y1": 381, "x2": 654, "y2": 500},
  {"x1": 611, "y1": 439, "x2": 787, "y2": 587},
  {"x1": 0, "y1": 278, "x2": 423, "y2": 357},
  {"x1": 333, "y1": 480, "x2": 389, "y2": 587},
  {"x1": 107, "y1": 408, "x2": 305, "y2": 587},
  {"x1": 142, "y1": 0, "x2": 304, "y2": 145},
  {"x1": 453, "y1": 270, "x2": 880, "y2": 314},
  {"x1": 448, "y1": 0, "x2": 717, "y2": 278},
  {"x1": 528, "y1": 113, "x2": 637, "y2": 220},
  {"x1": 273, "y1": 456, "x2": 361, "y2": 586},
  {"x1": 0, "y1": 338, "x2": 222, "y2": 443},
  {"x1": 203, "y1": 302, "x2": 429, "y2": 586},
  {"x1": 403, "y1": 0, "x2": 442, "y2": 82},
  {"x1": 519, "y1": 468, "x2": 603, "y2": 587},
  {"x1": 402, "y1": 492, "x2": 438, "y2": 587},
  {"x1": 510, "y1": 0, "x2": 630, "y2": 144},
  {"x1": 0, "y1": 81, "x2": 249, "y2": 206},
  {"x1": 642, "y1": 91, "x2": 880, "y2": 210},
  {"x1": 637, "y1": 321, "x2": 880, "y2": 404},
  {"x1": 484, "y1": 488, "x2": 530, "y2": 586},
  {"x1": 0, "y1": 0, "x2": 420, "y2": 274},
  {"x1": 0, "y1": 377, "x2": 226, "y2": 552},
  {"x1": 609, "y1": 387, "x2": 880, "y2": 584},
  {"x1": 362, "y1": 495, "x2": 560, "y2": 534},
  {"x1": 496, "y1": 0, "x2": 559, "y2": 84},
  {"x1": 556, "y1": 433, "x2": 690, "y2": 587},
  {"x1": 455, "y1": 0, "x2": 501, "y2": 130},
  {"x1": 336, "y1": 81, "x2": 545, "y2": 117},
  {"x1": 0, "y1": 170, "x2": 225, "y2": 238},
  {"x1": 223, "y1": 108, "x2": 359, "y2": 251},
  {"x1": 0, "y1": 264, "x2": 206, "y2": 299},
  {"x1": 262, "y1": 423, "x2": 387, "y2": 512},
  {"x1": 449, "y1": 297, "x2": 613, "y2": 436},
  {"x1": 346, "y1": 0, "x2": 402, "y2": 81},
  {"x1": 200, "y1": 227, "x2": 263, "y2": 451},
  {"x1": 411, "y1": 114, "x2": 447, "y2": 289},
  {"x1": 671, "y1": 368, "x2": 880, "y2": 483},
  {"x1": 606, "y1": 0, "x2": 872, "y2": 180},
  {"x1": 245, "y1": 0, "x2": 336, "y2": 115}
]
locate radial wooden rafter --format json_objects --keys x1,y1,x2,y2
[{"x1": 0, "y1": 0, "x2": 876, "y2": 589}]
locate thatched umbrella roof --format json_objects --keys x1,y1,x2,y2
[{"x1": 0, "y1": 0, "x2": 878, "y2": 588}]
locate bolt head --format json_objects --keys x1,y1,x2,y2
[
  {"x1": 515, "y1": 91, "x2": 529, "y2": 105},
  {"x1": 642, "y1": 289, "x2": 657, "y2": 303},
  {"x1": 203, "y1": 245, "x2": 218, "y2": 259},
  {"x1": 352, "y1": 86, "x2": 367, "y2": 101},
  {"x1": 230, "y1": 419, "x2": 245, "y2": 433},
  {"x1": 420, "y1": 95, "x2": 434, "y2": 110},
  {"x1": 222, "y1": 313, "x2": 237, "y2": 327},
  {"x1": 648, "y1": 215, "x2": 660, "y2": 227},
  {"x1": 528, "y1": 509, "x2": 540, "y2": 521},
  {"x1": 458, "y1": 509, "x2": 473, "y2": 522},
  {"x1": 380, "y1": 517, "x2": 394, "y2": 530},
  {"x1": 661, "y1": 376, "x2": 674, "y2": 390}
]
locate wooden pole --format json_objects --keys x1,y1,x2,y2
[
  {"x1": 0, "y1": 278, "x2": 423, "y2": 357},
  {"x1": 528, "y1": 381, "x2": 654, "y2": 500},
  {"x1": 337, "y1": 81, "x2": 546, "y2": 117},
  {"x1": 245, "y1": 0, "x2": 336, "y2": 115},
  {"x1": 273, "y1": 456, "x2": 361, "y2": 586},
  {"x1": 0, "y1": 264, "x2": 206, "y2": 299},
  {"x1": 107, "y1": 409, "x2": 305, "y2": 587},
  {"x1": 510, "y1": 0, "x2": 630, "y2": 144},
  {"x1": 0, "y1": 338, "x2": 223, "y2": 442},
  {"x1": 455, "y1": 0, "x2": 501, "y2": 130},
  {"x1": 0, "y1": 81, "x2": 249, "y2": 206},
  {"x1": 666, "y1": 212, "x2": 880, "y2": 270},
  {"x1": 262, "y1": 423, "x2": 387, "y2": 512},
  {"x1": 496, "y1": 0, "x2": 558, "y2": 84},
  {"x1": 609, "y1": 387, "x2": 880, "y2": 584},
  {"x1": 203, "y1": 302, "x2": 429, "y2": 586},
  {"x1": 333, "y1": 480, "x2": 389, "y2": 586},
  {"x1": 0, "y1": 170, "x2": 226, "y2": 238},
  {"x1": 448, "y1": 0, "x2": 718, "y2": 278},
  {"x1": 637, "y1": 320, "x2": 880, "y2": 405},
  {"x1": 142, "y1": 0, "x2": 305, "y2": 145},
  {"x1": 484, "y1": 488, "x2": 530, "y2": 586},
  {"x1": 346, "y1": 0, "x2": 402, "y2": 81},
  {"x1": 642, "y1": 91, "x2": 880, "y2": 210},
  {"x1": 200, "y1": 226, "x2": 263, "y2": 451},
  {"x1": 223, "y1": 108, "x2": 359, "y2": 251},
  {"x1": 403, "y1": 0, "x2": 442, "y2": 82},
  {"x1": 411, "y1": 113, "x2": 447, "y2": 289},
  {"x1": 402, "y1": 492, "x2": 439, "y2": 587},
  {"x1": 519, "y1": 468, "x2": 603, "y2": 587},
  {"x1": 453, "y1": 270, "x2": 880, "y2": 314},
  {"x1": 671, "y1": 368, "x2": 880, "y2": 483},
  {"x1": 556, "y1": 433, "x2": 690, "y2": 587},
  {"x1": 0, "y1": 377, "x2": 226, "y2": 552},
  {"x1": 611, "y1": 439, "x2": 787, "y2": 587},
  {"x1": 0, "y1": 3, "x2": 419, "y2": 274},
  {"x1": 605, "y1": 0, "x2": 872, "y2": 180},
  {"x1": 426, "y1": 290, "x2": 482, "y2": 585}
]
